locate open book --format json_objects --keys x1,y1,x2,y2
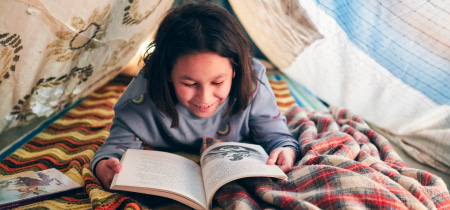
[{"x1": 110, "y1": 142, "x2": 287, "y2": 210}]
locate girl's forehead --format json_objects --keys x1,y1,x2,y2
[{"x1": 172, "y1": 52, "x2": 233, "y2": 79}]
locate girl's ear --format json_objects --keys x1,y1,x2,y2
[{"x1": 233, "y1": 71, "x2": 235, "y2": 78}]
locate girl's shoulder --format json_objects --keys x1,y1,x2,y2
[
  {"x1": 251, "y1": 58, "x2": 267, "y2": 79},
  {"x1": 113, "y1": 72, "x2": 149, "y2": 110},
  {"x1": 250, "y1": 58, "x2": 271, "y2": 93}
]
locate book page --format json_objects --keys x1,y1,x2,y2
[
  {"x1": 200, "y1": 142, "x2": 287, "y2": 207},
  {"x1": 111, "y1": 149, "x2": 207, "y2": 210}
]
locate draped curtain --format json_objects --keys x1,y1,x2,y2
[{"x1": 0, "y1": 0, "x2": 173, "y2": 135}]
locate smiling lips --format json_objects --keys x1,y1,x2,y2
[{"x1": 192, "y1": 101, "x2": 217, "y2": 111}]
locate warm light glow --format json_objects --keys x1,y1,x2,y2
[{"x1": 121, "y1": 40, "x2": 153, "y2": 76}]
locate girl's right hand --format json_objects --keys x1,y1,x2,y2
[{"x1": 95, "y1": 157, "x2": 122, "y2": 189}]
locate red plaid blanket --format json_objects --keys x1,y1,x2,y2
[{"x1": 209, "y1": 105, "x2": 450, "y2": 209}]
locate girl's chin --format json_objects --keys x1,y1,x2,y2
[{"x1": 190, "y1": 108, "x2": 216, "y2": 118}]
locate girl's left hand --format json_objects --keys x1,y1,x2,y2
[{"x1": 266, "y1": 147, "x2": 296, "y2": 173}]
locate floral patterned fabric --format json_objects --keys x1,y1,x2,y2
[{"x1": 0, "y1": 0, "x2": 173, "y2": 135}]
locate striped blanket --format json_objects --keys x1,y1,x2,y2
[{"x1": 0, "y1": 74, "x2": 449, "y2": 209}]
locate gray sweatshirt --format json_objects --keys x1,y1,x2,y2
[{"x1": 91, "y1": 59, "x2": 299, "y2": 172}]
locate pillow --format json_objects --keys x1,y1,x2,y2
[{"x1": 228, "y1": 0, "x2": 323, "y2": 70}]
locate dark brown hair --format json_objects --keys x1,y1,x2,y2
[{"x1": 143, "y1": 1, "x2": 256, "y2": 128}]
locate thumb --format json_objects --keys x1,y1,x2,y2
[
  {"x1": 106, "y1": 157, "x2": 122, "y2": 173},
  {"x1": 266, "y1": 148, "x2": 281, "y2": 165}
]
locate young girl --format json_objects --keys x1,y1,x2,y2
[{"x1": 92, "y1": 1, "x2": 299, "y2": 189}]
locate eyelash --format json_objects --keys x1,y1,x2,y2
[
  {"x1": 184, "y1": 83, "x2": 196, "y2": 87},
  {"x1": 183, "y1": 82, "x2": 223, "y2": 87}
]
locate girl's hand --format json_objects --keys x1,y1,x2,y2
[
  {"x1": 266, "y1": 147, "x2": 296, "y2": 173},
  {"x1": 96, "y1": 157, "x2": 122, "y2": 189}
]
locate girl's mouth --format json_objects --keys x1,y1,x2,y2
[
  {"x1": 196, "y1": 104, "x2": 211, "y2": 109},
  {"x1": 192, "y1": 101, "x2": 217, "y2": 111}
]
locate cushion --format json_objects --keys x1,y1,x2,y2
[{"x1": 228, "y1": 0, "x2": 323, "y2": 70}]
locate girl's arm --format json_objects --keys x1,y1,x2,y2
[
  {"x1": 248, "y1": 59, "x2": 299, "y2": 171},
  {"x1": 91, "y1": 116, "x2": 143, "y2": 175},
  {"x1": 91, "y1": 115, "x2": 143, "y2": 188},
  {"x1": 91, "y1": 73, "x2": 167, "y2": 186}
]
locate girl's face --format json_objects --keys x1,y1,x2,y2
[{"x1": 171, "y1": 52, "x2": 233, "y2": 118}]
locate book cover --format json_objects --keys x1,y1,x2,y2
[{"x1": 0, "y1": 168, "x2": 83, "y2": 209}]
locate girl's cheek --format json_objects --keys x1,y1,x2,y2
[
  {"x1": 175, "y1": 84, "x2": 188, "y2": 94},
  {"x1": 183, "y1": 89, "x2": 195, "y2": 98},
  {"x1": 174, "y1": 85, "x2": 190, "y2": 99},
  {"x1": 220, "y1": 84, "x2": 232, "y2": 97}
]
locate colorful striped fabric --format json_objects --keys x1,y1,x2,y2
[
  {"x1": 267, "y1": 69, "x2": 328, "y2": 113},
  {"x1": 1, "y1": 73, "x2": 449, "y2": 209},
  {"x1": 0, "y1": 78, "x2": 128, "y2": 210}
]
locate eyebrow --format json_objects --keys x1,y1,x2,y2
[{"x1": 180, "y1": 73, "x2": 228, "y2": 81}]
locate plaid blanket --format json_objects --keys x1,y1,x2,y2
[
  {"x1": 0, "y1": 75, "x2": 449, "y2": 209},
  {"x1": 209, "y1": 106, "x2": 450, "y2": 209}
]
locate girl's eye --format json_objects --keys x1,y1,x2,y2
[
  {"x1": 212, "y1": 82, "x2": 223, "y2": 85},
  {"x1": 183, "y1": 83, "x2": 196, "y2": 87}
]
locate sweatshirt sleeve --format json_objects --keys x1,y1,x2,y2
[
  {"x1": 248, "y1": 59, "x2": 299, "y2": 155},
  {"x1": 90, "y1": 74, "x2": 147, "y2": 175},
  {"x1": 90, "y1": 106, "x2": 143, "y2": 176},
  {"x1": 90, "y1": 72, "x2": 177, "y2": 175}
]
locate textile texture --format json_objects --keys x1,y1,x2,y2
[
  {"x1": 229, "y1": 0, "x2": 323, "y2": 70},
  {"x1": 0, "y1": 0, "x2": 173, "y2": 135},
  {"x1": 0, "y1": 74, "x2": 449, "y2": 209},
  {"x1": 280, "y1": 0, "x2": 450, "y2": 174}
]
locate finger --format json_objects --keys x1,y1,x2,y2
[
  {"x1": 106, "y1": 157, "x2": 122, "y2": 173},
  {"x1": 267, "y1": 149, "x2": 282, "y2": 165},
  {"x1": 281, "y1": 157, "x2": 293, "y2": 170},
  {"x1": 279, "y1": 164, "x2": 292, "y2": 173},
  {"x1": 98, "y1": 171, "x2": 111, "y2": 190},
  {"x1": 102, "y1": 168, "x2": 119, "y2": 190},
  {"x1": 105, "y1": 173, "x2": 115, "y2": 189},
  {"x1": 278, "y1": 153, "x2": 294, "y2": 173}
]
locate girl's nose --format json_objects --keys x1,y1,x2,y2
[{"x1": 196, "y1": 86, "x2": 211, "y2": 102}]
